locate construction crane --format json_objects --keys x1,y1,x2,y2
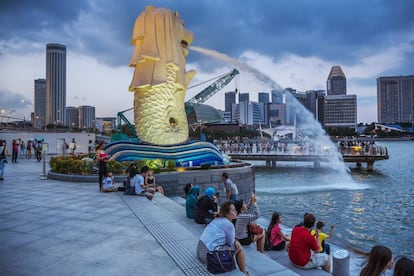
[
  {"x1": 113, "y1": 68, "x2": 239, "y2": 141},
  {"x1": 186, "y1": 68, "x2": 239, "y2": 106}
]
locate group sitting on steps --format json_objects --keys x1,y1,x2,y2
[{"x1": 184, "y1": 183, "x2": 412, "y2": 275}]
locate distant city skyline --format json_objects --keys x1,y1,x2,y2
[{"x1": 1, "y1": 1, "x2": 413, "y2": 123}]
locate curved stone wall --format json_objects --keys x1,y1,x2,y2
[{"x1": 48, "y1": 163, "x2": 256, "y2": 202}]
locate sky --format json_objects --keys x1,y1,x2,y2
[{"x1": 0, "y1": 0, "x2": 413, "y2": 124}]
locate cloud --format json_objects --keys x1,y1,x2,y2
[{"x1": 0, "y1": 0, "x2": 412, "y2": 124}]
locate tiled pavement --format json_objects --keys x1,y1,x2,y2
[{"x1": 0, "y1": 157, "x2": 364, "y2": 275}]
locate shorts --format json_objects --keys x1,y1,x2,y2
[
  {"x1": 299, "y1": 252, "x2": 329, "y2": 269},
  {"x1": 237, "y1": 232, "x2": 252, "y2": 245},
  {"x1": 272, "y1": 240, "x2": 286, "y2": 251}
]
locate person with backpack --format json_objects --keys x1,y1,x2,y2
[{"x1": 266, "y1": 212, "x2": 291, "y2": 251}]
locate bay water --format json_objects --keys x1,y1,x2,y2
[{"x1": 254, "y1": 140, "x2": 413, "y2": 259}]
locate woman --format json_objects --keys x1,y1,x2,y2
[
  {"x1": 185, "y1": 185, "x2": 200, "y2": 218},
  {"x1": 234, "y1": 193, "x2": 265, "y2": 253},
  {"x1": 145, "y1": 169, "x2": 164, "y2": 194},
  {"x1": 196, "y1": 201, "x2": 249, "y2": 275},
  {"x1": 267, "y1": 212, "x2": 291, "y2": 251},
  {"x1": 360, "y1": 245, "x2": 393, "y2": 276},
  {"x1": 95, "y1": 142, "x2": 108, "y2": 192}
]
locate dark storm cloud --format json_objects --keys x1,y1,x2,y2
[{"x1": 1, "y1": 0, "x2": 413, "y2": 70}]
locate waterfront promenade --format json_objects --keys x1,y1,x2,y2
[{"x1": 0, "y1": 157, "x2": 365, "y2": 275}]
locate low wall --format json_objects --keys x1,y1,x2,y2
[{"x1": 48, "y1": 163, "x2": 256, "y2": 202}]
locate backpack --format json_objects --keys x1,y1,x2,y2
[{"x1": 264, "y1": 230, "x2": 275, "y2": 251}]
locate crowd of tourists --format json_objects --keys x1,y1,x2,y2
[{"x1": 181, "y1": 173, "x2": 412, "y2": 275}]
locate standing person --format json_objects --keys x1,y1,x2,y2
[
  {"x1": 0, "y1": 140, "x2": 8, "y2": 181},
  {"x1": 194, "y1": 187, "x2": 218, "y2": 224},
  {"x1": 11, "y1": 139, "x2": 18, "y2": 163},
  {"x1": 95, "y1": 142, "x2": 108, "y2": 192},
  {"x1": 221, "y1": 172, "x2": 238, "y2": 201},
  {"x1": 360, "y1": 245, "x2": 393, "y2": 276},
  {"x1": 20, "y1": 140, "x2": 26, "y2": 158},
  {"x1": 26, "y1": 140, "x2": 32, "y2": 159},
  {"x1": 288, "y1": 213, "x2": 330, "y2": 272},
  {"x1": 35, "y1": 139, "x2": 42, "y2": 161},
  {"x1": 69, "y1": 138, "x2": 76, "y2": 155},
  {"x1": 196, "y1": 201, "x2": 249, "y2": 275},
  {"x1": 88, "y1": 140, "x2": 94, "y2": 155},
  {"x1": 234, "y1": 193, "x2": 265, "y2": 253},
  {"x1": 133, "y1": 166, "x2": 154, "y2": 200},
  {"x1": 310, "y1": 221, "x2": 334, "y2": 255},
  {"x1": 267, "y1": 212, "x2": 291, "y2": 251}
]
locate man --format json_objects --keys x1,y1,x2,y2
[
  {"x1": 69, "y1": 138, "x2": 76, "y2": 155},
  {"x1": 134, "y1": 166, "x2": 154, "y2": 200},
  {"x1": 288, "y1": 213, "x2": 331, "y2": 272},
  {"x1": 221, "y1": 172, "x2": 238, "y2": 201}
]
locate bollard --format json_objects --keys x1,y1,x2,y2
[{"x1": 333, "y1": 250, "x2": 350, "y2": 276}]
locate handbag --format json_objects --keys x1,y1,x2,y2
[
  {"x1": 207, "y1": 250, "x2": 235, "y2": 274},
  {"x1": 248, "y1": 223, "x2": 263, "y2": 235}
]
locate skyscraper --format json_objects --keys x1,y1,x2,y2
[
  {"x1": 46, "y1": 43, "x2": 66, "y2": 126},
  {"x1": 78, "y1": 105, "x2": 96, "y2": 130},
  {"x1": 377, "y1": 75, "x2": 414, "y2": 124},
  {"x1": 224, "y1": 91, "x2": 236, "y2": 113},
  {"x1": 34, "y1": 79, "x2": 46, "y2": 129},
  {"x1": 65, "y1": 106, "x2": 79, "y2": 129},
  {"x1": 239, "y1": 93, "x2": 249, "y2": 103},
  {"x1": 327, "y1": 65, "x2": 346, "y2": 96}
]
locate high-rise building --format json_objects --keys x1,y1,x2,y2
[
  {"x1": 34, "y1": 79, "x2": 46, "y2": 129},
  {"x1": 258, "y1": 92, "x2": 269, "y2": 125},
  {"x1": 46, "y1": 43, "x2": 66, "y2": 126},
  {"x1": 239, "y1": 93, "x2": 249, "y2": 103},
  {"x1": 324, "y1": 95, "x2": 357, "y2": 129},
  {"x1": 258, "y1": 92, "x2": 269, "y2": 104},
  {"x1": 78, "y1": 105, "x2": 96, "y2": 130},
  {"x1": 65, "y1": 106, "x2": 79, "y2": 129},
  {"x1": 377, "y1": 75, "x2": 414, "y2": 124},
  {"x1": 271, "y1": 90, "x2": 284, "y2": 104},
  {"x1": 224, "y1": 91, "x2": 236, "y2": 113},
  {"x1": 306, "y1": 90, "x2": 325, "y2": 125},
  {"x1": 327, "y1": 65, "x2": 346, "y2": 96}
]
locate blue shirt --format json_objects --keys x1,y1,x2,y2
[
  {"x1": 133, "y1": 174, "x2": 145, "y2": 194},
  {"x1": 199, "y1": 217, "x2": 235, "y2": 251}
]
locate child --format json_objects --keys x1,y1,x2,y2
[
  {"x1": 266, "y1": 212, "x2": 291, "y2": 251},
  {"x1": 145, "y1": 169, "x2": 164, "y2": 194},
  {"x1": 311, "y1": 221, "x2": 334, "y2": 255},
  {"x1": 101, "y1": 172, "x2": 118, "y2": 192}
]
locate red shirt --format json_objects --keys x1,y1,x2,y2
[{"x1": 288, "y1": 226, "x2": 319, "y2": 266}]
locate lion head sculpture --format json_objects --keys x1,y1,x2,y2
[{"x1": 128, "y1": 6, "x2": 196, "y2": 145}]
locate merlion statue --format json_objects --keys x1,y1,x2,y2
[{"x1": 129, "y1": 6, "x2": 196, "y2": 145}]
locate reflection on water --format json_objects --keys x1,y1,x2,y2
[{"x1": 254, "y1": 141, "x2": 413, "y2": 259}]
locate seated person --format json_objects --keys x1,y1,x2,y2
[
  {"x1": 124, "y1": 166, "x2": 138, "y2": 195},
  {"x1": 234, "y1": 193, "x2": 265, "y2": 253},
  {"x1": 194, "y1": 187, "x2": 218, "y2": 224},
  {"x1": 393, "y1": 256, "x2": 414, "y2": 276},
  {"x1": 310, "y1": 221, "x2": 334, "y2": 255},
  {"x1": 133, "y1": 166, "x2": 154, "y2": 200},
  {"x1": 196, "y1": 201, "x2": 249, "y2": 275},
  {"x1": 145, "y1": 169, "x2": 164, "y2": 194},
  {"x1": 289, "y1": 213, "x2": 330, "y2": 272},
  {"x1": 101, "y1": 172, "x2": 118, "y2": 192},
  {"x1": 185, "y1": 185, "x2": 200, "y2": 218},
  {"x1": 266, "y1": 212, "x2": 291, "y2": 251}
]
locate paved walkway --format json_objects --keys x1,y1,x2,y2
[{"x1": 0, "y1": 157, "x2": 363, "y2": 275}]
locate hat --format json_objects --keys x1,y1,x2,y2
[
  {"x1": 205, "y1": 187, "x2": 216, "y2": 198},
  {"x1": 234, "y1": 199, "x2": 244, "y2": 213}
]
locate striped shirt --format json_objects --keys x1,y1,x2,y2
[{"x1": 235, "y1": 203, "x2": 260, "y2": 239}]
